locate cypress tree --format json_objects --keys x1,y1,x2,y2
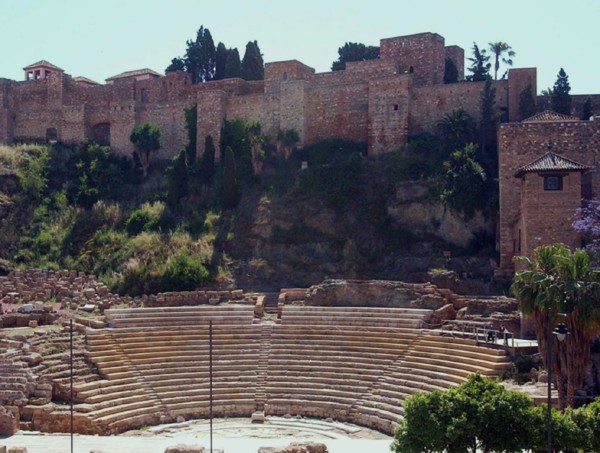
[
  {"x1": 551, "y1": 68, "x2": 572, "y2": 115},
  {"x1": 224, "y1": 48, "x2": 241, "y2": 79},
  {"x1": 518, "y1": 81, "x2": 536, "y2": 121},
  {"x1": 215, "y1": 42, "x2": 228, "y2": 80},
  {"x1": 444, "y1": 57, "x2": 458, "y2": 84},
  {"x1": 200, "y1": 135, "x2": 216, "y2": 187},
  {"x1": 466, "y1": 43, "x2": 490, "y2": 82},
  {"x1": 582, "y1": 97, "x2": 593, "y2": 120},
  {"x1": 223, "y1": 146, "x2": 239, "y2": 208},
  {"x1": 185, "y1": 26, "x2": 216, "y2": 83},
  {"x1": 184, "y1": 104, "x2": 197, "y2": 165},
  {"x1": 479, "y1": 76, "x2": 497, "y2": 175},
  {"x1": 241, "y1": 41, "x2": 264, "y2": 81},
  {"x1": 166, "y1": 149, "x2": 189, "y2": 206}
]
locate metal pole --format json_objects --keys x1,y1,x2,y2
[
  {"x1": 547, "y1": 310, "x2": 553, "y2": 453},
  {"x1": 209, "y1": 320, "x2": 213, "y2": 453},
  {"x1": 70, "y1": 318, "x2": 74, "y2": 453}
]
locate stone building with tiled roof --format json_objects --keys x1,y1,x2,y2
[
  {"x1": 497, "y1": 113, "x2": 600, "y2": 280},
  {"x1": 23, "y1": 60, "x2": 64, "y2": 81},
  {"x1": 105, "y1": 68, "x2": 161, "y2": 84}
]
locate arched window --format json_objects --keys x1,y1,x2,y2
[{"x1": 46, "y1": 128, "x2": 58, "y2": 143}]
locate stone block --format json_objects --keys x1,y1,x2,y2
[
  {"x1": 28, "y1": 320, "x2": 38, "y2": 328},
  {"x1": 0, "y1": 406, "x2": 19, "y2": 436},
  {"x1": 164, "y1": 445, "x2": 205, "y2": 453}
]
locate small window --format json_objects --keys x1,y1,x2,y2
[
  {"x1": 409, "y1": 66, "x2": 414, "y2": 73},
  {"x1": 141, "y1": 88, "x2": 148, "y2": 102},
  {"x1": 544, "y1": 175, "x2": 563, "y2": 191},
  {"x1": 282, "y1": 72, "x2": 288, "y2": 81},
  {"x1": 393, "y1": 104, "x2": 399, "y2": 111}
]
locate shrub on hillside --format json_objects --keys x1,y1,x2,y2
[{"x1": 163, "y1": 249, "x2": 210, "y2": 291}]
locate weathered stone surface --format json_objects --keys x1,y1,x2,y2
[
  {"x1": 305, "y1": 279, "x2": 452, "y2": 310},
  {"x1": 258, "y1": 443, "x2": 328, "y2": 453},
  {"x1": 164, "y1": 445, "x2": 205, "y2": 453},
  {"x1": 0, "y1": 406, "x2": 19, "y2": 435}
]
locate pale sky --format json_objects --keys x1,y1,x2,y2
[{"x1": 1, "y1": 0, "x2": 598, "y2": 95}]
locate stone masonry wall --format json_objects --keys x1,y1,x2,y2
[
  {"x1": 3, "y1": 32, "x2": 597, "y2": 162},
  {"x1": 519, "y1": 171, "x2": 583, "y2": 262}
]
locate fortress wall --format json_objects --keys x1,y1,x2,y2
[
  {"x1": 61, "y1": 104, "x2": 88, "y2": 144},
  {"x1": 306, "y1": 81, "x2": 369, "y2": 145},
  {"x1": 507, "y1": 68, "x2": 536, "y2": 122},
  {"x1": 498, "y1": 120, "x2": 600, "y2": 271},
  {"x1": 380, "y1": 33, "x2": 445, "y2": 86},
  {"x1": 409, "y1": 80, "x2": 509, "y2": 134},
  {"x1": 368, "y1": 76, "x2": 410, "y2": 154},
  {"x1": 12, "y1": 110, "x2": 59, "y2": 143},
  {"x1": 8, "y1": 79, "x2": 50, "y2": 110},
  {"x1": 445, "y1": 45, "x2": 465, "y2": 81},
  {"x1": 139, "y1": 101, "x2": 189, "y2": 158},
  {"x1": 106, "y1": 102, "x2": 137, "y2": 156},
  {"x1": 64, "y1": 82, "x2": 114, "y2": 105}
]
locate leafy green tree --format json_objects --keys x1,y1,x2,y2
[
  {"x1": 222, "y1": 146, "x2": 238, "y2": 208},
  {"x1": 551, "y1": 68, "x2": 572, "y2": 115},
  {"x1": 585, "y1": 397, "x2": 600, "y2": 451},
  {"x1": 331, "y1": 42, "x2": 380, "y2": 71},
  {"x1": 511, "y1": 243, "x2": 600, "y2": 408},
  {"x1": 436, "y1": 108, "x2": 476, "y2": 152},
  {"x1": 444, "y1": 57, "x2": 458, "y2": 83},
  {"x1": 440, "y1": 143, "x2": 486, "y2": 218},
  {"x1": 488, "y1": 41, "x2": 515, "y2": 80},
  {"x1": 582, "y1": 96, "x2": 594, "y2": 120},
  {"x1": 163, "y1": 249, "x2": 210, "y2": 291},
  {"x1": 214, "y1": 42, "x2": 228, "y2": 80},
  {"x1": 241, "y1": 40, "x2": 264, "y2": 81},
  {"x1": 220, "y1": 119, "x2": 258, "y2": 187},
  {"x1": 479, "y1": 76, "x2": 498, "y2": 174},
  {"x1": 391, "y1": 391, "x2": 447, "y2": 453},
  {"x1": 166, "y1": 149, "x2": 189, "y2": 206},
  {"x1": 224, "y1": 48, "x2": 241, "y2": 79},
  {"x1": 19, "y1": 150, "x2": 48, "y2": 201},
  {"x1": 466, "y1": 43, "x2": 490, "y2": 82},
  {"x1": 74, "y1": 144, "x2": 124, "y2": 208},
  {"x1": 165, "y1": 57, "x2": 185, "y2": 73},
  {"x1": 129, "y1": 123, "x2": 161, "y2": 177},
  {"x1": 393, "y1": 374, "x2": 534, "y2": 453},
  {"x1": 519, "y1": 81, "x2": 537, "y2": 121},
  {"x1": 200, "y1": 135, "x2": 216, "y2": 186},
  {"x1": 184, "y1": 104, "x2": 197, "y2": 165}
]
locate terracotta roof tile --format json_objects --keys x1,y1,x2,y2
[
  {"x1": 73, "y1": 76, "x2": 100, "y2": 85},
  {"x1": 514, "y1": 152, "x2": 589, "y2": 177},
  {"x1": 105, "y1": 68, "x2": 161, "y2": 81},
  {"x1": 522, "y1": 110, "x2": 579, "y2": 122},
  {"x1": 23, "y1": 60, "x2": 64, "y2": 71}
]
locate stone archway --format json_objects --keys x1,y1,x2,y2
[{"x1": 92, "y1": 123, "x2": 111, "y2": 146}]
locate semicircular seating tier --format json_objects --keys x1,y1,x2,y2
[{"x1": 70, "y1": 305, "x2": 511, "y2": 434}]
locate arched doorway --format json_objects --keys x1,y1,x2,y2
[{"x1": 92, "y1": 123, "x2": 111, "y2": 146}]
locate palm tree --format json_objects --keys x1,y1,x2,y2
[
  {"x1": 488, "y1": 42, "x2": 515, "y2": 80},
  {"x1": 511, "y1": 243, "x2": 600, "y2": 408},
  {"x1": 436, "y1": 108, "x2": 477, "y2": 152}
]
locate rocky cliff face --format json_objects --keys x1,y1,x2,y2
[{"x1": 226, "y1": 179, "x2": 497, "y2": 292}]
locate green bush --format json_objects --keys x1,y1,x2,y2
[
  {"x1": 163, "y1": 249, "x2": 210, "y2": 291},
  {"x1": 125, "y1": 209, "x2": 160, "y2": 236}
]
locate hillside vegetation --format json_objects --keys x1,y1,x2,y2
[{"x1": 0, "y1": 127, "x2": 497, "y2": 295}]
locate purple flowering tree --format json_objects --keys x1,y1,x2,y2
[{"x1": 572, "y1": 199, "x2": 600, "y2": 257}]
